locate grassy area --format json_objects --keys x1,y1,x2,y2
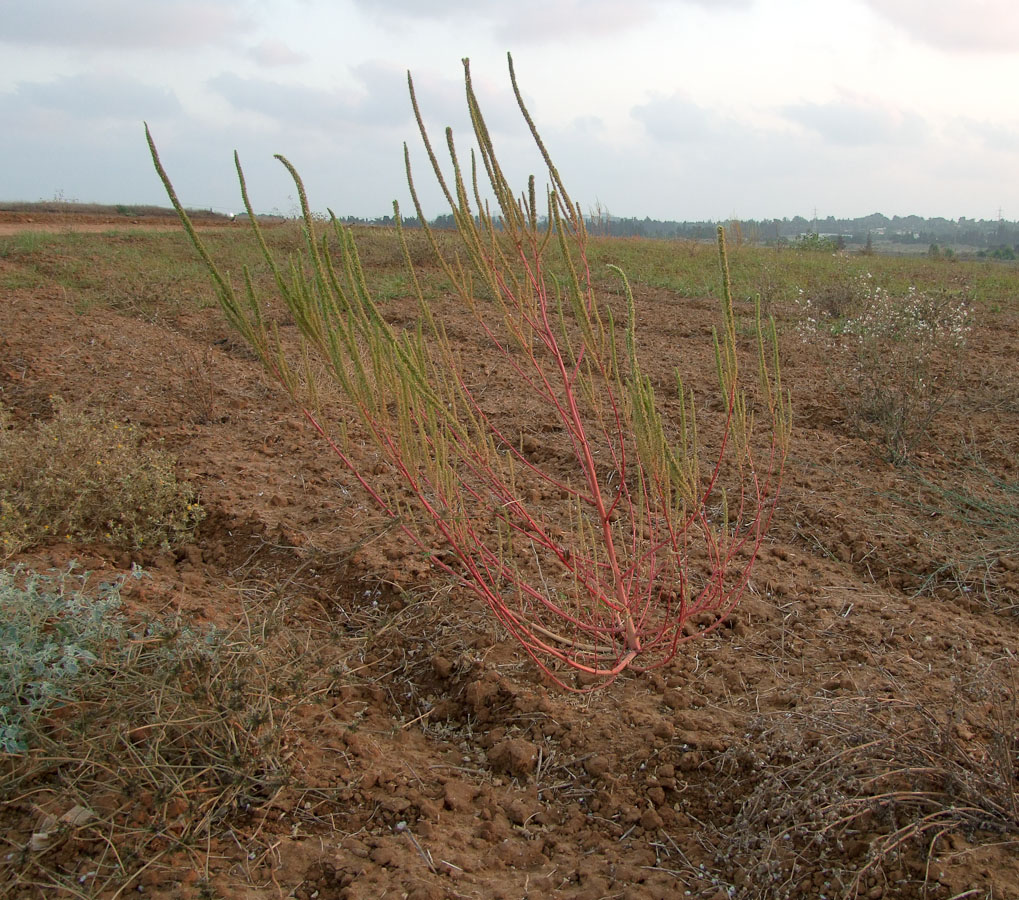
[
  {"x1": 4, "y1": 225, "x2": 1018, "y2": 322},
  {"x1": 585, "y1": 236, "x2": 1015, "y2": 314},
  {"x1": 0, "y1": 223, "x2": 460, "y2": 317}
]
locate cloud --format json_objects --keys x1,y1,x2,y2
[
  {"x1": 209, "y1": 73, "x2": 368, "y2": 128},
  {"x1": 5, "y1": 74, "x2": 181, "y2": 120},
  {"x1": 535, "y1": 111, "x2": 839, "y2": 221},
  {"x1": 248, "y1": 39, "x2": 309, "y2": 67},
  {"x1": 355, "y1": 61, "x2": 450, "y2": 128},
  {"x1": 350, "y1": 0, "x2": 753, "y2": 42},
  {"x1": 957, "y1": 118, "x2": 1019, "y2": 153},
  {"x1": 630, "y1": 93, "x2": 720, "y2": 142},
  {"x1": 0, "y1": 0, "x2": 251, "y2": 49},
  {"x1": 782, "y1": 98, "x2": 927, "y2": 147},
  {"x1": 209, "y1": 59, "x2": 522, "y2": 139},
  {"x1": 209, "y1": 61, "x2": 422, "y2": 131},
  {"x1": 859, "y1": 0, "x2": 1019, "y2": 52}
]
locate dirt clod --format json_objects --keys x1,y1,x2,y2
[{"x1": 488, "y1": 738, "x2": 539, "y2": 778}]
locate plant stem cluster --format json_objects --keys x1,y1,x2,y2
[{"x1": 147, "y1": 54, "x2": 789, "y2": 688}]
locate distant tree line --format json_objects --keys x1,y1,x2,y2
[
  {"x1": 6, "y1": 200, "x2": 1015, "y2": 253},
  {"x1": 586, "y1": 212, "x2": 1019, "y2": 251},
  {"x1": 336, "y1": 210, "x2": 1019, "y2": 253}
]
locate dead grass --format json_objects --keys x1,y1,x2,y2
[
  {"x1": 173, "y1": 343, "x2": 220, "y2": 426},
  {"x1": 0, "y1": 583, "x2": 344, "y2": 898},
  {"x1": 713, "y1": 662, "x2": 1019, "y2": 899}
]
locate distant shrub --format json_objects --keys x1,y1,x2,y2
[
  {"x1": 797, "y1": 266, "x2": 869, "y2": 324},
  {"x1": 977, "y1": 245, "x2": 1017, "y2": 261},
  {"x1": 796, "y1": 232, "x2": 839, "y2": 253},
  {"x1": 0, "y1": 401, "x2": 204, "y2": 557}
]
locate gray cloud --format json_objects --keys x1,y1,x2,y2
[
  {"x1": 0, "y1": 0, "x2": 251, "y2": 49},
  {"x1": 538, "y1": 112, "x2": 839, "y2": 221},
  {"x1": 683, "y1": 0, "x2": 752, "y2": 6},
  {"x1": 6, "y1": 74, "x2": 181, "y2": 119},
  {"x1": 0, "y1": 112, "x2": 304, "y2": 215},
  {"x1": 208, "y1": 61, "x2": 428, "y2": 131},
  {"x1": 859, "y1": 0, "x2": 1019, "y2": 52},
  {"x1": 209, "y1": 60, "x2": 522, "y2": 138},
  {"x1": 631, "y1": 93, "x2": 719, "y2": 142},
  {"x1": 783, "y1": 99, "x2": 927, "y2": 147},
  {"x1": 356, "y1": 61, "x2": 455, "y2": 128},
  {"x1": 208, "y1": 73, "x2": 373, "y2": 127}
]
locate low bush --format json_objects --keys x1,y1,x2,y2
[
  {"x1": 0, "y1": 400, "x2": 203, "y2": 557},
  {"x1": 716, "y1": 672, "x2": 1019, "y2": 898},
  {"x1": 0, "y1": 564, "x2": 125, "y2": 752}
]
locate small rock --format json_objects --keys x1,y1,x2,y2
[
  {"x1": 954, "y1": 722, "x2": 975, "y2": 741},
  {"x1": 651, "y1": 718, "x2": 674, "y2": 739},
  {"x1": 380, "y1": 794, "x2": 411, "y2": 814},
  {"x1": 662, "y1": 689, "x2": 686, "y2": 709},
  {"x1": 465, "y1": 679, "x2": 501, "y2": 718},
  {"x1": 501, "y1": 796, "x2": 538, "y2": 826},
  {"x1": 340, "y1": 837, "x2": 369, "y2": 858}
]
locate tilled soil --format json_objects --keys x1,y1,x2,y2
[{"x1": 2, "y1": 212, "x2": 1018, "y2": 899}]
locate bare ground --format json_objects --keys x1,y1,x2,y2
[{"x1": 2, "y1": 212, "x2": 1019, "y2": 899}]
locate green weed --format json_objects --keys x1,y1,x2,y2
[
  {"x1": 147, "y1": 56, "x2": 790, "y2": 687},
  {"x1": 0, "y1": 563, "x2": 127, "y2": 752}
]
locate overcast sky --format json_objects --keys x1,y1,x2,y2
[{"x1": 2, "y1": 0, "x2": 1018, "y2": 221}]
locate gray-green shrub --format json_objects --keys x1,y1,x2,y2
[{"x1": 0, "y1": 564, "x2": 131, "y2": 752}]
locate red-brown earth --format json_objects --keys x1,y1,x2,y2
[{"x1": 1, "y1": 210, "x2": 1018, "y2": 899}]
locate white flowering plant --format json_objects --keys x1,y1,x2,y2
[{"x1": 798, "y1": 274, "x2": 971, "y2": 461}]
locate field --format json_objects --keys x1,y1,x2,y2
[{"x1": 1, "y1": 208, "x2": 1018, "y2": 899}]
